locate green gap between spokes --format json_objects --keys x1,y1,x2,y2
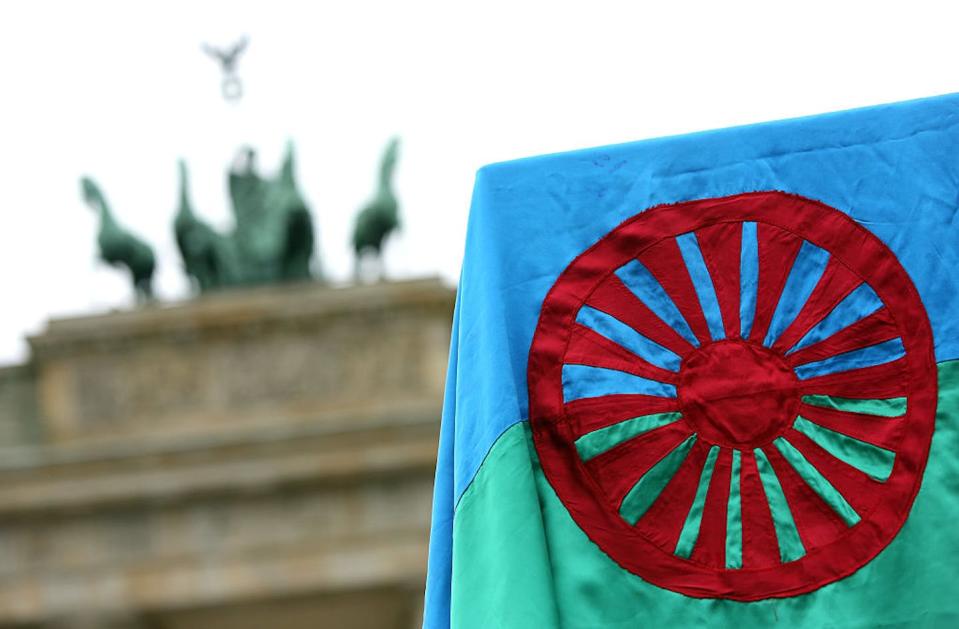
[
  {"x1": 575, "y1": 412, "x2": 682, "y2": 461},
  {"x1": 726, "y1": 449, "x2": 743, "y2": 569},
  {"x1": 675, "y1": 445, "x2": 720, "y2": 558},
  {"x1": 774, "y1": 437, "x2": 860, "y2": 526},
  {"x1": 794, "y1": 415, "x2": 896, "y2": 482},
  {"x1": 619, "y1": 435, "x2": 697, "y2": 525},
  {"x1": 754, "y1": 448, "x2": 806, "y2": 563},
  {"x1": 801, "y1": 394, "x2": 907, "y2": 418}
]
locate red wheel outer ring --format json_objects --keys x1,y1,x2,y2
[{"x1": 527, "y1": 191, "x2": 937, "y2": 600}]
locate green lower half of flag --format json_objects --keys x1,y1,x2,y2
[{"x1": 449, "y1": 361, "x2": 959, "y2": 628}]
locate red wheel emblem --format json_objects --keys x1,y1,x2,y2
[{"x1": 528, "y1": 191, "x2": 936, "y2": 600}]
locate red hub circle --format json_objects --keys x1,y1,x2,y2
[
  {"x1": 527, "y1": 191, "x2": 937, "y2": 600},
  {"x1": 678, "y1": 340, "x2": 799, "y2": 448}
]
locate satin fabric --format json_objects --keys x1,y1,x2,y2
[
  {"x1": 793, "y1": 416, "x2": 895, "y2": 481},
  {"x1": 562, "y1": 364, "x2": 676, "y2": 400},
  {"x1": 675, "y1": 445, "x2": 721, "y2": 557},
  {"x1": 617, "y1": 259, "x2": 700, "y2": 346},
  {"x1": 725, "y1": 450, "x2": 743, "y2": 569},
  {"x1": 676, "y1": 232, "x2": 725, "y2": 341},
  {"x1": 753, "y1": 448, "x2": 806, "y2": 562},
  {"x1": 794, "y1": 338, "x2": 905, "y2": 380},
  {"x1": 773, "y1": 438, "x2": 860, "y2": 526},
  {"x1": 764, "y1": 242, "x2": 831, "y2": 347},
  {"x1": 575, "y1": 305, "x2": 681, "y2": 371},
  {"x1": 801, "y1": 394, "x2": 906, "y2": 417},
  {"x1": 679, "y1": 340, "x2": 797, "y2": 446},
  {"x1": 789, "y1": 284, "x2": 882, "y2": 354},
  {"x1": 619, "y1": 434, "x2": 697, "y2": 524},
  {"x1": 448, "y1": 362, "x2": 959, "y2": 628},
  {"x1": 574, "y1": 411, "x2": 680, "y2": 461},
  {"x1": 739, "y1": 222, "x2": 759, "y2": 339},
  {"x1": 425, "y1": 94, "x2": 959, "y2": 627}
]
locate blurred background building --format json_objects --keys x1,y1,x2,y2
[{"x1": 0, "y1": 277, "x2": 453, "y2": 628}]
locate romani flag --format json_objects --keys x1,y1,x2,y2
[{"x1": 424, "y1": 94, "x2": 959, "y2": 628}]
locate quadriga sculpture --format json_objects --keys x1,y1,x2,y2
[{"x1": 176, "y1": 142, "x2": 318, "y2": 292}]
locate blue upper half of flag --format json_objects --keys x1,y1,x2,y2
[{"x1": 425, "y1": 93, "x2": 959, "y2": 627}]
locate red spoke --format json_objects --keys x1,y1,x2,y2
[
  {"x1": 689, "y1": 447, "x2": 733, "y2": 568},
  {"x1": 762, "y1": 444, "x2": 848, "y2": 549},
  {"x1": 798, "y1": 358, "x2": 908, "y2": 398},
  {"x1": 748, "y1": 224, "x2": 804, "y2": 344},
  {"x1": 783, "y1": 429, "x2": 884, "y2": 516},
  {"x1": 786, "y1": 308, "x2": 898, "y2": 368},
  {"x1": 696, "y1": 223, "x2": 742, "y2": 339},
  {"x1": 566, "y1": 324, "x2": 679, "y2": 385},
  {"x1": 587, "y1": 274, "x2": 697, "y2": 358},
  {"x1": 772, "y1": 259, "x2": 862, "y2": 353},
  {"x1": 635, "y1": 440, "x2": 710, "y2": 550},
  {"x1": 565, "y1": 394, "x2": 681, "y2": 438},
  {"x1": 586, "y1": 422, "x2": 694, "y2": 507},
  {"x1": 798, "y1": 403, "x2": 903, "y2": 451},
  {"x1": 739, "y1": 450, "x2": 782, "y2": 568},
  {"x1": 637, "y1": 239, "x2": 712, "y2": 346}
]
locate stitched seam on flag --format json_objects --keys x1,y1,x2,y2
[
  {"x1": 525, "y1": 193, "x2": 938, "y2": 579},
  {"x1": 654, "y1": 120, "x2": 959, "y2": 174},
  {"x1": 617, "y1": 434, "x2": 697, "y2": 518},
  {"x1": 453, "y1": 418, "x2": 529, "y2": 513},
  {"x1": 556, "y1": 206, "x2": 918, "y2": 441},
  {"x1": 527, "y1": 192, "x2": 939, "y2": 582},
  {"x1": 466, "y1": 376, "x2": 945, "y2": 582},
  {"x1": 785, "y1": 285, "x2": 884, "y2": 357},
  {"x1": 674, "y1": 445, "x2": 721, "y2": 558},
  {"x1": 514, "y1": 367, "x2": 948, "y2": 586},
  {"x1": 452, "y1": 379, "x2": 959, "y2": 625}
]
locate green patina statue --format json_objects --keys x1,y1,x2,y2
[
  {"x1": 84, "y1": 142, "x2": 318, "y2": 300},
  {"x1": 175, "y1": 142, "x2": 318, "y2": 292},
  {"x1": 174, "y1": 160, "x2": 234, "y2": 291},
  {"x1": 227, "y1": 143, "x2": 316, "y2": 284},
  {"x1": 83, "y1": 136, "x2": 403, "y2": 300},
  {"x1": 352, "y1": 137, "x2": 401, "y2": 278},
  {"x1": 80, "y1": 177, "x2": 156, "y2": 301}
]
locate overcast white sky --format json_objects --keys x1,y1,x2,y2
[{"x1": 1, "y1": 1, "x2": 957, "y2": 364}]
